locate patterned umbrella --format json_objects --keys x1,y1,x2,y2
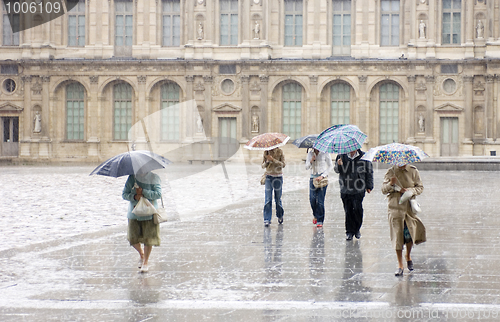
[
  {"x1": 313, "y1": 124, "x2": 367, "y2": 154},
  {"x1": 361, "y1": 143, "x2": 429, "y2": 166},
  {"x1": 244, "y1": 132, "x2": 290, "y2": 151},
  {"x1": 292, "y1": 134, "x2": 319, "y2": 149}
]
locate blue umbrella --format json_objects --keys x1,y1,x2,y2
[
  {"x1": 313, "y1": 124, "x2": 367, "y2": 154},
  {"x1": 292, "y1": 134, "x2": 319, "y2": 149},
  {"x1": 90, "y1": 150, "x2": 172, "y2": 177}
]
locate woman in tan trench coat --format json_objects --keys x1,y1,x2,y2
[{"x1": 382, "y1": 164, "x2": 426, "y2": 276}]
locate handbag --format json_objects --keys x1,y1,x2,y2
[
  {"x1": 132, "y1": 197, "x2": 157, "y2": 216},
  {"x1": 410, "y1": 199, "x2": 422, "y2": 214},
  {"x1": 154, "y1": 196, "x2": 168, "y2": 224},
  {"x1": 313, "y1": 176, "x2": 328, "y2": 188},
  {"x1": 260, "y1": 174, "x2": 266, "y2": 185}
]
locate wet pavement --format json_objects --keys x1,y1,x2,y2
[{"x1": 1, "y1": 164, "x2": 500, "y2": 321}]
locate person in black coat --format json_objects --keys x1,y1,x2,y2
[{"x1": 334, "y1": 149, "x2": 374, "y2": 240}]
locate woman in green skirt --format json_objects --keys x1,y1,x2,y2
[{"x1": 122, "y1": 171, "x2": 162, "y2": 272}]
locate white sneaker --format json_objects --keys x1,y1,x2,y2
[
  {"x1": 140, "y1": 264, "x2": 149, "y2": 272},
  {"x1": 138, "y1": 259, "x2": 143, "y2": 269}
]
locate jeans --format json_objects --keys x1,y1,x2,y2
[
  {"x1": 263, "y1": 175, "x2": 284, "y2": 222},
  {"x1": 341, "y1": 192, "x2": 365, "y2": 234},
  {"x1": 309, "y1": 178, "x2": 328, "y2": 223}
]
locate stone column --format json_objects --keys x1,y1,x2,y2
[
  {"x1": 259, "y1": 75, "x2": 269, "y2": 133},
  {"x1": 357, "y1": 75, "x2": 368, "y2": 140},
  {"x1": 41, "y1": 76, "x2": 51, "y2": 139},
  {"x1": 463, "y1": 75, "x2": 474, "y2": 142},
  {"x1": 87, "y1": 76, "x2": 100, "y2": 147},
  {"x1": 240, "y1": 75, "x2": 250, "y2": 140},
  {"x1": 184, "y1": 75, "x2": 194, "y2": 142},
  {"x1": 407, "y1": 75, "x2": 416, "y2": 142},
  {"x1": 137, "y1": 75, "x2": 147, "y2": 121},
  {"x1": 203, "y1": 76, "x2": 213, "y2": 139},
  {"x1": 21, "y1": 76, "x2": 33, "y2": 141},
  {"x1": 309, "y1": 75, "x2": 318, "y2": 134},
  {"x1": 486, "y1": 74, "x2": 495, "y2": 140},
  {"x1": 424, "y1": 75, "x2": 435, "y2": 140}
]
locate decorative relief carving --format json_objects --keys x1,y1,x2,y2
[
  {"x1": 474, "y1": 81, "x2": 485, "y2": 96},
  {"x1": 41, "y1": 76, "x2": 50, "y2": 83},
  {"x1": 486, "y1": 74, "x2": 495, "y2": 83},
  {"x1": 250, "y1": 81, "x2": 261, "y2": 92},
  {"x1": 185, "y1": 75, "x2": 195, "y2": 83},
  {"x1": 194, "y1": 82, "x2": 205, "y2": 92},
  {"x1": 407, "y1": 75, "x2": 416, "y2": 83},
  {"x1": 240, "y1": 75, "x2": 250, "y2": 84},
  {"x1": 358, "y1": 75, "x2": 367, "y2": 84},
  {"x1": 203, "y1": 75, "x2": 213, "y2": 83},
  {"x1": 137, "y1": 75, "x2": 147, "y2": 84},
  {"x1": 415, "y1": 82, "x2": 427, "y2": 93},
  {"x1": 89, "y1": 76, "x2": 99, "y2": 84},
  {"x1": 31, "y1": 81, "x2": 43, "y2": 95},
  {"x1": 259, "y1": 75, "x2": 269, "y2": 83},
  {"x1": 309, "y1": 75, "x2": 318, "y2": 85},
  {"x1": 425, "y1": 75, "x2": 435, "y2": 83}
]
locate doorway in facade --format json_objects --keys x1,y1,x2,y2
[
  {"x1": 441, "y1": 117, "x2": 459, "y2": 156},
  {"x1": 1, "y1": 117, "x2": 19, "y2": 157},
  {"x1": 218, "y1": 117, "x2": 237, "y2": 159}
]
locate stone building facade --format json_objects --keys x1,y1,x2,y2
[{"x1": 1, "y1": 0, "x2": 500, "y2": 162}]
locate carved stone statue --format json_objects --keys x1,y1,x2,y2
[
  {"x1": 419, "y1": 20, "x2": 426, "y2": 39},
  {"x1": 476, "y1": 20, "x2": 484, "y2": 39},
  {"x1": 251, "y1": 114, "x2": 259, "y2": 132},
  {"x1": 33, "y1": 111, "x2": 42, "y2": 133},
  {"x1": 197, "y1": 22, "x2": 204, "y2": 40},
  {"x1": 254, "y1": 21, "x2": 260, "y2": 40},
  {"x1": 196, "y1": 114, "x2": 203, "y2": 133},
  {"x1": 418, "y1": 114, "x2": 425, "y2": 133}
]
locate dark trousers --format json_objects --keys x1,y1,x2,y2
[{"x1": 341, "y1": 192, "x2": 365, "y2": 234}]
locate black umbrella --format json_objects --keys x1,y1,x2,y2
[
  {"x1": 292, "y1": 134, "x2": 319, "y2": 149},
  {"x1": 90, "y1": 150, "x2": 172, "y2": 177}
]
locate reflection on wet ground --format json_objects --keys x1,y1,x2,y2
[{"x1": 1, "y1": 170, "x2": 500, "y2": 321}]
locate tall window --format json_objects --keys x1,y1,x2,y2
[
  {"x1": 66, "y1": 83, "x2": 85, "y2": 140},
  {"x1": 282, "y1": 83, "x2": 302, "y2": 140},
  {"x1": 380, "y1": 0, "x2": 399, "y2": 46},
  {"x1": 333, "y1": 0, "x2": 351, "y2": 56},
  {"x1": 161, "y1": 83, "x2": 180, "y2": 141},
  {"x1": 331, "y1": 83, "x2": 350, "y2": 125},
  {"x1": 285, "y1": 0, "x2": 302, "y2": 46},
  {"x1": 113, "y1": 83, "x2": 133, "y2": 140},
  {"x1": 68, "y1": 0, "x2": 85, "y2": 47},
  {"x1": 3, "y1": 8, "x2": 19, "y2": 46},
  {"x1": 442, "y1": 0, "x2": 461, "y2": 44},
  {"x1": 115, "y1": 0, "x2": 133, "y2": 56},
  {"x1": 162, "y1": 0, "x2": 180, "y2": 47},
  {"x1": 379, "y1": 83, "x2": 399, "y2": 144},
  {"x1": 220, "y1": 0, "x2": 238, "y2": 45}
]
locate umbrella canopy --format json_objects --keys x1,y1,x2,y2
[
  {"x1": 292, "y1": 134, "x2": 319, "y2": 149},
  {"x1": 90, "y1": 150, "x2": 172, "y2": 177},
  {"x1": 361, "y1": 143, "x2": 429, "y2": 166},
  {"x1": 244, "y1": 132, "x2": 290, "y2": 151},
  {"x1": 313, "y1": 124, "x2": 367, "y2": 154}
]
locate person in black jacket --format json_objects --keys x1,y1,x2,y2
[{"x1": 334, "y1": 149, "x2": 374, "y2": 240}]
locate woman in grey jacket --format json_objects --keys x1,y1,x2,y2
[{"x1": 306, "y1": 148, "x2": 333, "y2": 227}]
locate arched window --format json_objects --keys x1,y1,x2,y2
[
  {"x1": 66, "y1": 83, "x2": 85, "y2": 140},
  {"x1": 379, "y1": 83, "x2": 399, "y2": 144},
  {"x1": 161, "y1": 82, "x2": 180, "y2": 141},
  {"x1": 113, "y1": 83, "x2": 133, "y2": 140},
  {"x1": 330, "y1": 83, "x2": 350, "y2": 125},
  {"x1": 282, "y1": 82, "x2": 302, "y2": 139}
]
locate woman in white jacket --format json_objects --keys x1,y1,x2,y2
[{"x1": 306, "y1": 148, "x2": 333, "y2": 227}]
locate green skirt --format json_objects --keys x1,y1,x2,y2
[{"x1": 128, "y1": 219, "x2": 160, "y2": 246}]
